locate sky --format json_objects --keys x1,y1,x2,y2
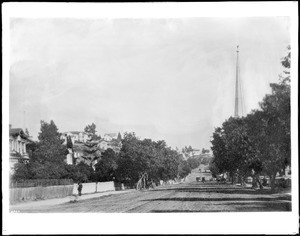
[{"x1": 9, "y1": 17, "x2": 290, "y2": 150}]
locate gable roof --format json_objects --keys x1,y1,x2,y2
[
  {"x1": 104, "y1": 133, "x2": 117, "y2": 138},
  {"x1": 9, "y1": 128, "x2": 24, "y2": 136},
  {"x1": 63, "y1": 131, "x2": 89, "y2": 135},
  {"x1": 9, "y1": 128, "x2": 33, "y2": 141}
]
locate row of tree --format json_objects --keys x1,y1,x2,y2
[
  {"x1": 12, "y1": 122, "x2": 199, "y2": 185},
  {"x1": 210, "y1": 46, "x2": 291, "y2": 190}
]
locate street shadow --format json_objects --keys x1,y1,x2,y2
[
  {"x1": 149, "y1": 203, "x2": 291, "y2": 213},
  {"x1": 150, "y1": 209, "x2": 231, "y2": 213},
  {"x1": 143, "y1": 196, "x2": 290, "y2": 202},
  {"x1": 152, "y1": 185, "x2": 289, "y2": 196}
]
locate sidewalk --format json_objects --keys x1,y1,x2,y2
[{"x1": 10, "y1": 189, "x2": 135, "y2": 211}]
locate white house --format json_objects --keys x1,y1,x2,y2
[
  {"x1": 103, "y1": 133, "x2": 117, "y2": 142},
  {"x1": 98, "y1": 133, "x2": 122, "y2": 153},
  {"x1": 61, "y1": 131, "x2": 90, "y2": 144},
  {"x1": 191, "y1": 149, "x2": 201, "y2": 156},
  {"x1": 9, "y1": 125, "x2": 33, "y2": 174}
]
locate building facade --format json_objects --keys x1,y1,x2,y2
[
  {"x1": 9, "y1": 125, "x2": 33, "y2": 174},
  {"x1": 61, "y1": 131, "x2": 90, "y2": 144}
]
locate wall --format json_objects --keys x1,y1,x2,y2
[
  {"x1": 73, "y1": 182, "x2": 96, "y2": 195},
  {"x1": 97, "y1": 181, "x2": 115, "y2": 192},
  {"x1": 10, "y1": 185, "x2": 74, "y2": 204},
  {"x1": 72, "y1": 181, "x2": 116, "y2": 195}
]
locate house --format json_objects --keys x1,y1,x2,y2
[
  {"x1": 190, "y1": 149, "x2": 201, "y2": 157},
  {"x1": 103, "y1": 133, "x2": 118, "y2": 142},
  {"x1": 182, "y1": 148, "x2": 202, "y2": 160},
  {"x1": 9, "y1": 125, "x2": 33, "y2": 174},
  {"x1": 61, "y1": 131, "x2": 90, "y2": 144},
  {"x1": 98, "y1": 132, "x2": 122, "y2": 153},
  {"x1": 62, "y1": 131, "x2": 122, "y2": 167}
]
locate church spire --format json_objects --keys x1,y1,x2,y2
[{"x1": 234, "y1": 45, "x2": 240, "y2": 118}]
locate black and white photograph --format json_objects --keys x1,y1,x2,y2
[{"x1": 2, "y1": 2, "x2": 298, "y2": 235}]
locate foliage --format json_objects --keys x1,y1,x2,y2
[
  {"x1": 65, "y1": 161, "x2": 94, "y2": 183},
  {"x1": 115, "y1": 133, "x2": 185, "y2": 185},
  {"x1": 32, "y1": 120, "x2": 67, "y2": 164},
  {"x1": 209, "y1": 160, "x2": 220, "y2": 178},
  {"x1": 94, "y1": 148, "x2": 118, "y2": 182},
  {"x1": 186, "y1": 157, "x2": 201, "y2": 170},
  {"x1": 84, "y1": 123, "x2": 101, "y2": 140},
  {"x1": 202, "y1": 148, "x2": 210, "y2": 154},
  {"x1": 66, "y1": 135, "x2": 73, "y2": 150},
  {"x1": 12, "y1": 120, "x2": 68, "y2": 181},
  {"x1": 81, "y1": 139, "x2": 101, "y2": 166},
  {"x1": 178, "y1": 160, "x2": 192, "y2": 178},
  {"x1": 210, "y1": 47, "x2": 291, "y2": 190}
]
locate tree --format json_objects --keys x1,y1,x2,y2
[
  {"x1": 12, "y1": 120, "x2": 68, "y2": 180},
  {"x1": 187, "y1": 157, "x2": 201, "y2": 170},
  {"x1": 202, "y1": 148, "x2": 210, "y2": 154},
  {"x1": 33, "y1": 120, "x2": 67, "y2": 164},
  {"x1": 178, "y1": 160, "x2": 191, "y2": 178},
  {"x1": 209, "y1": 160, "x2": 220, "y2": 178},
  {"x1": 94, "y1": 148, "x2": 118, "y2": 182},
  {"x1": 280, "y1": 45, "x2": 290, "y2": 84},
  {"x1": 115, "y1": 132, "x2": 183, "y2": 186},
  {"x1": 210, "y1": 46, "x2": 291, "y2": 190},
  {"x1": 12, "y1": 162, "x2": 32, "y2": 181},
  {"x1": 65, "y1": 161, "x2": 94, "y2": 183},
  {"x1": 117, "y1": 132, "x2": 122, "y2": 141},
  {"x1": 66, "y1": 135, "x2": 73, "y2": 149},
  {"x1": 211, "y1": 118, "x2": 255, "y2": 184},
  {"x1": 211, "y1": 127, "x2": 234, "y2": 181},
  {"x1": 249, "y1": 46, "x2": 290, "y2": 190},
  {"x1": 84, "y1": 123, "x2": 100, "y2": 140}
]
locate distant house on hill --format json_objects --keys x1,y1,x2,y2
[
  {"x1": 61, "y1": 131, "x2": 90, "y2": 144},
  {"x1": 62, "y1": 131, "x2": 122, "y2": 166},
  {"x1": 99, "y1": 132, "x2": 122, "y2": 153},
  {"x1": 191, "y1": 149, "x2": 201, "y2": 157},
  {"x1": 182, "y1": 148, "x2": 202, "y2": 159},
  {"x1": 104, "y1": 133, "x2": 118, "y2": 141},
  {"x1": 9, "y1": 125, "x2": 34, "y2": 174}
]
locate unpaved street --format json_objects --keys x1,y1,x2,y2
[{"x1": 13, "y1": 169, "x2": 291, "y2": 213}]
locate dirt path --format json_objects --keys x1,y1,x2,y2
[{"x1": 12, "y1": 168, "x2": 291, "y2": 213}]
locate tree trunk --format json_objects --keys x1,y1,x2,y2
[
  {"x1": 270, "y1": 175, "x2": 276, "y2": 192},
  {"x1": 258, "y1": 177, "x2": 263, "y2": 189}
]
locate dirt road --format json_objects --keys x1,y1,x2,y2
[{"x1": 13, "y1": 168, "x2": 291, "y2": 213}]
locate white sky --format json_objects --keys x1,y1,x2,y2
[{"x1": 9, "y1": 17, "x2": 290, "y2": 150}]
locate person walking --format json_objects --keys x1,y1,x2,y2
[{"x1": 78, "y1": 182, "x2": 83, "y2": 196}]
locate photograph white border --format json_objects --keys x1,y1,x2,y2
[{"x1": 2, "y1": 2, "x2": 298, "y2": 235}]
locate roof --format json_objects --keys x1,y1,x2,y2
[
  {"x1": 9, "y1": 128, "x2": 23, "y2": 136},
  {"x1": 9, "y1": 128, "x2": 31, "y2": 140},
  {"x1": 63, "y1": 131, "x2": 88, "y2": 135},
  {"x1": 104, "y1": 133, "x2": 117, "y2": 137}
]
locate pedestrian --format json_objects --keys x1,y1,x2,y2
[{"x1": 78, "y1": 182, "x2": 83, "y2": 196}]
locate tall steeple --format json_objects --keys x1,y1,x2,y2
[{"x1": 234, "y1": 45, "x2": 240, "y2": 118}]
